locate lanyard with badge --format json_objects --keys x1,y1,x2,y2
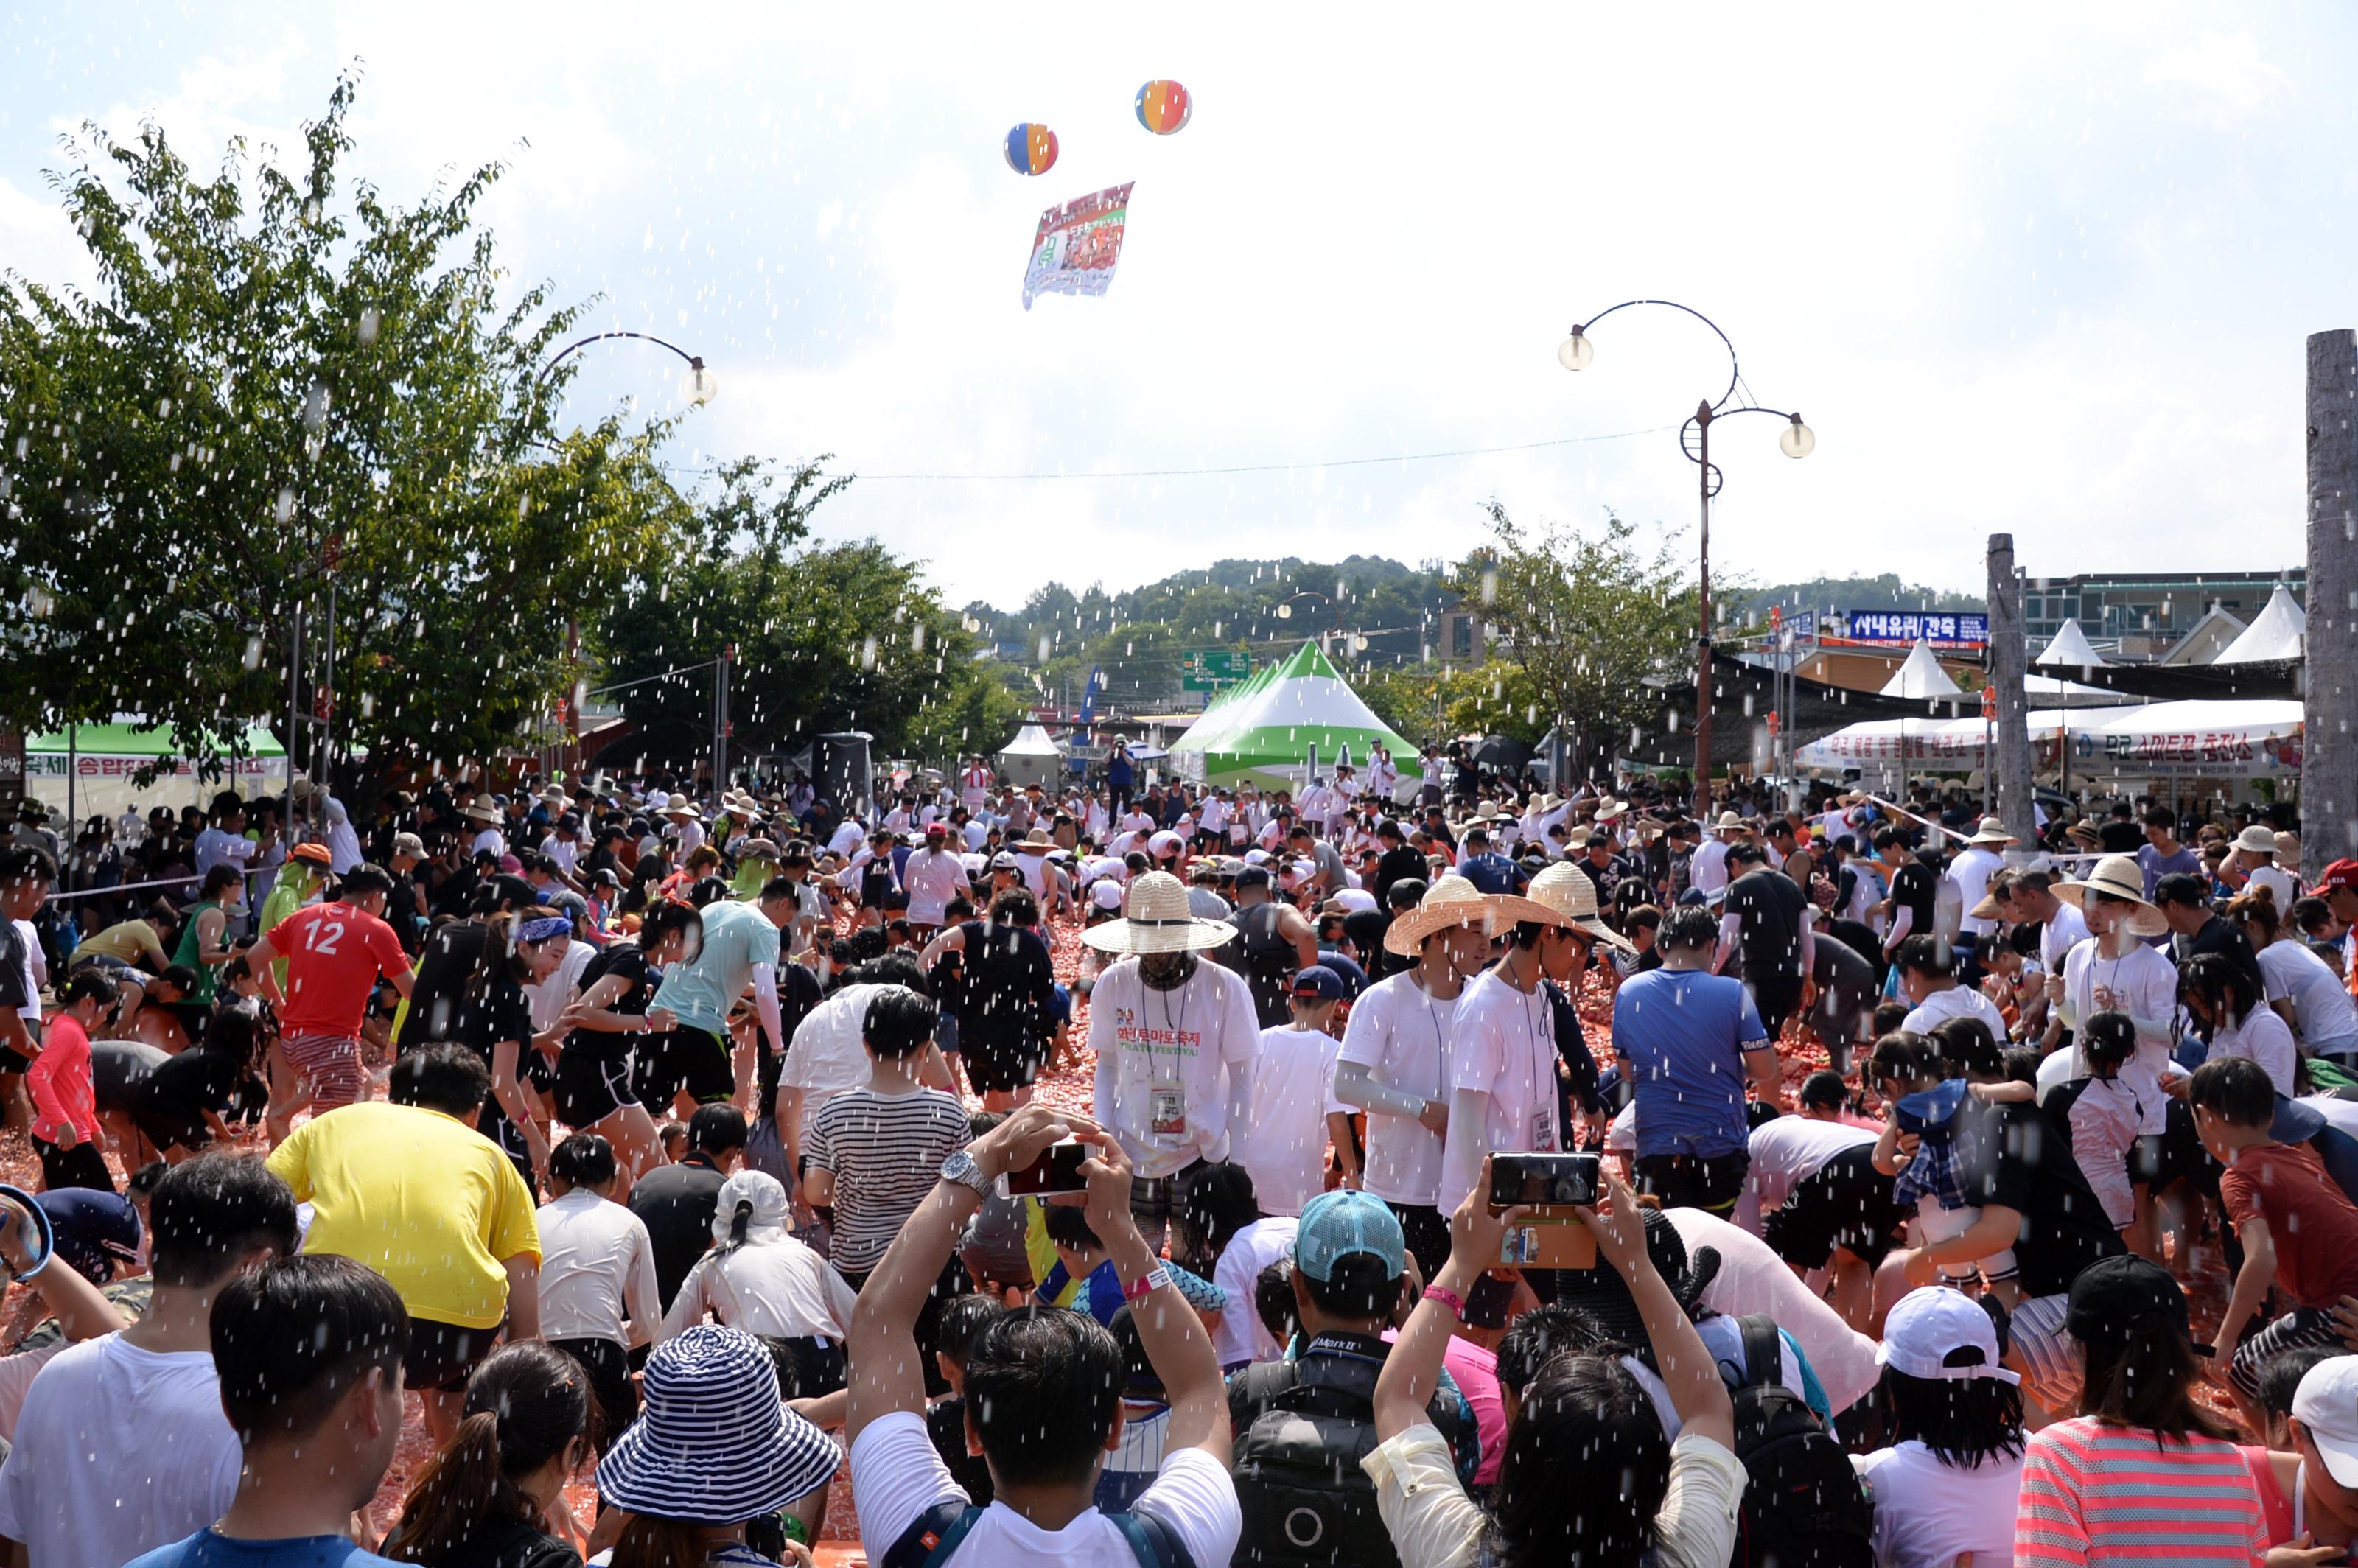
[
  {"x1": 1516, "y1": 981, "x2": 1559, "y2": 1152},
  {"x1": 1148, "y1": 973, "x2": 1192, "y2": 1138}
]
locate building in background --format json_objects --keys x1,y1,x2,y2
[{"x1": 2023, "y1": 570, "x2": 2306, "y2": 659}]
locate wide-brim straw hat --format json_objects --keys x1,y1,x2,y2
[
  {"x1": 1525, "y1": 862, "x2": 1639, "y2": 953},
  {"x1": 2234, "y1": 824, "x2": 2280, "y2": 855},
  {"x1": 461, "y1": 802, "x2": 503, "y2": 825},
  {"x1": 1715, "y1": 811, "x2": 1746, "y2": 832},
  {"x1": 1592, "y1": 797, "x2": 1629, "y2": 824},
  {"x1": 1082, "y1": 870, "x2": 1238, "y2": 953},
  {"x1": 1017, "y1": 828, "x2": 1054, "y2": 853},
  {"x1": 1965, "y1": 818, "x2": 2018, "y2": 846},
  {"x1": 663, "y1": 793, "x2": 703, "y2": 820},
  {"x1": 1384, "y1": 875, "x2": 1493, "y2": 956},
  {"x1": 2054, "y1": 854, "x2": 2170, "y2": 937}
]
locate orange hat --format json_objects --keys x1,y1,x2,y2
[{"x1": 289, "y1": 842, "x2": 333, "y2": 867}]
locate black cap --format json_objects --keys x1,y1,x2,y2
[
  {"x1": 2066, "y1": 1254, "x2": 2202, "y2": 1353},
  {"x1": 1234, "y1": 865, "x2": 1273, "y2": 889},
  {"x1": 1550, "y1": 1209, "x2": 1720, "y2": 1347}
]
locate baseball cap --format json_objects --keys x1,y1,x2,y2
[
  {"x1": 391, "y1": 832, "x2": 426, "y2": 859},
  {"x1": 2315, "y1": 858, "x2": 2358, "y2": 896},
  {"x1": 990, "y1": 851, "x2": 1020, "y2": 869},
  {"x1": 1291, "y1": 965, "x2": 1346, "y2": 1001},
  {"x1": 2292, "y1": 1356, "x2": 2358, "y2": 1487},
  {"x1": 925, "y1": 822, "x2": 950, "y2": 839},
  {"x1": 1234, "y1": 865, "x2": 1273, "y2": 889},
  {"x1": 1876, "y1": 1287, "x2": 2019, "y2": 1385},
  {"x1": 2065, "y1": 1254, "x2": 2202, "y2": 1354},
  {"x1": 1294, "y1": 1191, "x2": 1405, "y2": 1283}
]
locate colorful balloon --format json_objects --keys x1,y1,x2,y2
[
  {"x1": 1134, "y1": 79, "x2": 1192, "y2": 136},
  {"x1": 1004, "y1": 122, "x2": 1058, "y2": 176}
]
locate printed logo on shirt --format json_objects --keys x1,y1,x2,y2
[{"x1": 1110, "y1": 1007, "x2": 1203, "y2": 1058}]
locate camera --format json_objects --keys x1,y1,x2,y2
[
  {"x1": 1488, "y1": 1152, "x2": 1600, "y2": 1211},
  {"x1": 1005, "y1": 1138, "x2": 1090, "y2": 1196}
]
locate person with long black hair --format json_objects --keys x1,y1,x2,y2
[
  {"x1": 381, "y1": 1343, "x2": 591, "y2": 1568},
  {"x1": 556, "y1": 899, "x2": 703, "y2": 1194},
  {"x1": 412, "y1": 908, "x2": 570, "y2": 1185},
  {"x1": 1850, "y1": 1287, "x2": 2025, "y2": 1567}
]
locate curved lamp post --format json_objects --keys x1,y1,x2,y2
[
  {"x1": 1560, "y1": 300, "x2": 1812, "y2": 816},
  {"x1": 539, "y1": 330, "x2": 719, "y2": 405}
]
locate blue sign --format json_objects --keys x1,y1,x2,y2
[{"x1": 1840, "y1": 611, "x2": 1987, "y2": 648}]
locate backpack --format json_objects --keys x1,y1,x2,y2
[
  {"x1": 880, "y1": 1497, "x2": 1192, "y2": 1568},
  {"x1": 1730, "y1": 1315, "x2": 1875, "y2": 1568},
  {"x1": 1229, "y1": 1346, "x2": 1423, "y2": 1568}
]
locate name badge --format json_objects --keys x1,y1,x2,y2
[{"x1": 1150, "y1": 1088, "x2": 1187, "y2": 1137}]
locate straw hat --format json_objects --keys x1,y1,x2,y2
[
  {"x1": 1592, "y1": 797, "x2": 1629, "y2": 824},
  {"x1": 2233, "y1": 824, "x2": 2281, "y2": 856},
  {"x1": 662, "y1": 793, "x2": 702, "y2": 821},
  {"x1": 2053, "y1": 855, "x2": 2169, "y2": 937},
  {"x1": 1383, "y1": 875, "x2": 1493, "y2": 956},
  {"x1": 1965, "y1": 818, "x2": 2018, "y2": 847},
  {"x1": 1715, "y1": 811, "x2": 1746, "y2": 833},
  {"x1": 1525, "y1": 862, "x2": 1638, "y2": 952},
  {"x1": 461, "y1": 801, "x2": 503, "y2": 826},
  {"x1": 1016, "y1": 827, "x2": 1055, "y2": 853},
  {"x1": 2276, "y1": 830, "x2": 2303, "y2": 871},
  {"x1": 1082, "y1": 870, "x2": 1238, "y2": 953}
]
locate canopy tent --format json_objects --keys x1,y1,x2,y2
[
  {"x1": 1878, "y1": 639, "x2": 1967, "y2": 699},
  {"x1": 1796, "y1": 699, "x2": 2303, "y2": 782},
  {"x1": 2036, "y1": 621, "x2": 2107, "y2": 668},
  {"x1": 27, "y1": 721, "x2": 288, "y2": 822},
  {"x1": 995, "y1": 724, "x2": 1068, "y2": 789},
  {"x1": 1168, "y1": 641, "x2": 1423, "y2": 789},
  {"x1": 2215, "y1": 583, "x2": 2307, "y2": 664}
]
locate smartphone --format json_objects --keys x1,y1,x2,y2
[
  {"x1": 1005, "y1": 1138, "x2": 1090, "y2": 1196},
  {"x1": 1488, "y1": 1152, "x2": 1600, "y2": 1211}
]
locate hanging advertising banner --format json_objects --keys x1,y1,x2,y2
[
  {"x1": 1022, "y1": 182, "x2": 1134, "y2": 310},
  {"x1": 1825, "y1": 611, "x2": 1988, "y2": 648},
  {"x1": 1794, "y1": 701, "x2": 2303, "y2": 778}
]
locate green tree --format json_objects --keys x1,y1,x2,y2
[
  {"x1": 0, "y1": 75, "x2": 676, "y2": 791},
  {"x1": 1452, "y1": 503, "x2": 1700, "y2": 782}
]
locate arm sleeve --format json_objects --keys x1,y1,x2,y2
[
  {"x1": 660, "y1": 1256, "x2": 709, "y2": 1341},
  {"x1": 263, "y1": 1129, "x2": 313, "y2": 1202},
  {"x1": 625, "y1": 1220, "x2": 665, "y2": 1350},
  {"x1": 1886, "y1": 906, "x2": 1914, "y2": 945},
  {"x1": 1334, "y1": 1060, "x2": 1430, "y2": 1120}
]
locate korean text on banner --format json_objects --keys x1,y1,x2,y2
[{"x1": 1021, "y1": 182, "x2": 1135, "y2": 310}]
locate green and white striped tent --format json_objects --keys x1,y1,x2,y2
[{"x1": 1168, "y1": 642, "x2": 1421, "y2": 790}]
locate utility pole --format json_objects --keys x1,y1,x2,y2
[
  {"x1": 1987, "y1": 533, "x2": 2033, "y2": 841},
  {"x1": 712, "y1": 643, "x2": 735, "y2": 799},
  {"x1": 2306, "y1": 330, "x2": 2358, "y2": 854}
]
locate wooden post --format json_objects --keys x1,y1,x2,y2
[
  {"x1": 2306, "y1": 331, "x2": 2358, "y2": 855},
  {"x1": 1987, "y1": 533, "x2": 2034, "y2": 839}
]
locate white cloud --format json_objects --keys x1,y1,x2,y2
[{"x1": 2145, "y1": 31, "x2": 2294, "y2": 125}]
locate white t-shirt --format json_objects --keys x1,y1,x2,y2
[
  {"x1": 1947, "y1": 845, "x2": 2005, "y2": 938},
  {"x1": 0, "y1": 1334, "x2": 242, "y2": 1568},
  {"x1": 472, "y1": 825, "x2": 508, "y2": 858},
  {"x1": 1233, "y1": 1026, "x2": 1347, "y2": 1218},
  {"x1": 2215, "y1": 1006, "x2": 2301, "y2": 1098},
  {"x1": 528, "y1": 937, "x2": 597, "y2": 1035},
  {"x1": 1738, "y1": 1115, "x2": 1876, "y2": 1232},
  {"x1": 2259, "y1": 939, "x2": 2358, "y2": 1057},
  {"x1": 1853, "y1": 1440, "x2": 2025, "y2": 1568},
  {"x1": 2038, "y1": 903, "x2": 2092, "y2": 974},
  {"x1": 1444, "y1": 969, "x2": 1562, "y2": 1214},
  {"x1": 852, "y1": 1408, "x2": 1242, "y2": 1568},
  {"x1": 901, "y1": 847, "x2": 971, "y2": 927},
  {"x1": 1210, "y1": 1216, "x2": 1299, "y2": 1369},
  {"x1": 779, "y1": 983, "x2": 886, "y2": 1140},
  {"x1": 827, "y1": 820, "x2": 867, "y2": 860},
  {"x1": 1337, "y1": 971, "x2": 1459, "y2": 1208},
  {"x1": 1897, "y1": 985, "x2": 2009, "y2": 1043},
  {"x1": 2249, "y1": 863, "x2": 2301, "y2": 911},
  {"x1": 1690, "y1": 838, "x2": 1733, "y2": 896},
  {"x1": 1664, "y1": 1207, "x2": 1883, "y2": 1418},
  {"x1": 2057, "y1": 938, "x2": 2181, "y2": 1135},
  {"x1": 1088, "y1": 959, "x2": 1260, "y2": 1178},
  {"x1": 660, "y1": 1235, "x2": 858, "y2": 1343},
  {"x1": 536, "y1": 1188, "x2": 664, "y2": 1348}
]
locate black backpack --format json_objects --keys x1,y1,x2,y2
[
  {"x1": 1730, "y1": 1315, "x2": 1874, "y2": 1568},
  {"x1": 1229, "y1": 1345, "x2": 1432, "y2": 1568}
]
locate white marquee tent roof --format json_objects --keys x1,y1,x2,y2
[
  {"x1": 2214, "y1": 583, "x2": 2306, "y2": 664},
  {"x1": 1878, "y1": 638, "x2": 1965, "y2": 699},
  {"x1": 2035, "y1": 620, "x2": 2107, "y2": 668},
  {"x1": 996, "y1": 724, "x2": 1066, "y2": 758}
]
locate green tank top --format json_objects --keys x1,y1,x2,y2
[{"x1": 172, "y1": 900, "x2": 222, "y2": 1003}]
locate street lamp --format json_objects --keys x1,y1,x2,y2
[
  {"x1": 540, "y1": 330, "x2": 720, "y2": 406},
  {"x1": 1560, "y1": 298, "x2": 1813, "y2": 817}
]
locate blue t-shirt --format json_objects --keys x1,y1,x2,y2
[
  {"x1": 2136, "y1": 841, "x2": 2202, "y2": 899},
  {"x1": 126, "y1": 1531, "x2": 399, "y2": 1567},
  {"x1": 650, "y1": 900, "x2": 783, "y2": 1037},
  {"x1": 1455, "y1": 852, "x2": 1524, "y2": 895},
  {"x1": 1609, "y1": 968, "x2": 1770, "y2": 1159}
]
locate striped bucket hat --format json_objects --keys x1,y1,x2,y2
[{"x1": 595, "y1": 1324, "x2": 839, "y2": 1524}]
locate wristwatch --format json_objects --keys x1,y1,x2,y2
[{"x1": 940, "y1": 1149, "x2": 993, "y2": 1200}]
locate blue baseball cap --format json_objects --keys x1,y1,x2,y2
[
  {"x1": 1291, "y1": 964, "x2": 1346, "y2": 1001},
  {"x1": 1295, "y1": 1191, "x2": 1406, "y2": 1282}
]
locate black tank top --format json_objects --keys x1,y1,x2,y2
[{"x1": 1230, "y1": 902, "x2": 1296, "y2": 1028}]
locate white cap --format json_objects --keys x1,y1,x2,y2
[
  {"x1": 1875, "y1": 1287, "x2": 2019, "y2": 1385},
  {"x1": 2294, "y1": 1355, "x2": 2358, "y2": 1486},
  {"x1": 1244, "y1": 848, "x2": 1273, "y2": 865}
]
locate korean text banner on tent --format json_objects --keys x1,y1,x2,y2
[{"x1": 1022, "y1": 183, "x2": 1133, "y2": 310}]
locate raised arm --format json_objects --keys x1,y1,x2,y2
[
  {"x1": 1080, "y1": 1131, "x2": 1229, "y2": 1462},
  {"x1": 1578, "y1": 1169, "x2": 1734, "y2": 1449},
  {"x1": 1375, "y1": 1159, "x2": 1526, "y2": 1441}
]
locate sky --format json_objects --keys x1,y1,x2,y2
[{"x1": 1, "y1": 4, "x2": 2345, "y2": 614}]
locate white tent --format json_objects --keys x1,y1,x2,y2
[
  {"x1": 2214, "y1": 583, "x2": 2306, "y2": 664},
  {"x1": 1797, "y1": 699, "x2": 2304, "y2": 781},
  {"x1": 2035, "y1": 620, "x2": 2107, "y2": 668},
  {"x1": 995, "y1": 724, "x2": 1068, "y2": 789},
  {"x1": 1878, "y1": 639, "x2": 1965, "y2": 700}
]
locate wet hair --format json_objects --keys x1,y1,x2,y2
[
  {"x1": 2225, "y1": 887, "x2": 2282, "y2": 943},
  {"x1": 1486, "y1": 1353, "x2": 1671, "y2": 1568},
  {"x1": 338, "y1": 864, "x2": 393, "y2": 901},
  {"x1": 1798, "y1": 1070, "x2": 1849, "y2": 1112},
  {"x1": 2255, "y1": 1345, "x2": 2343, "y2": 1427},
  {"x1": 1872, "y1": 999, "x2": 1910, "y2": 1037},
  {"x1": 2292, "y1": 896, "x2": 2337, "y2": 939},
  {"x1": 843, "y1": 951, "x2": 928, "y2": 995},
  {"x1": 198, "y1": 864, "x2": 245, "y2": 898},
  {"x1": 1253, "y1": 1259, "x2": 1298, "y2": 1354},
  {"x1": 686, "y1": 1103, "x2": 749, "y2": 1157},
  {"x1": 2079, "y1": 1011, "x2": 2138, "y2": 1075},
  {"x1": 1659, "y1": 906, "x2": 1720, "y2": 953},
  {"x1": 1494, "y1": 1303, "x2": 1627, "y2": 1403},
  {"x1": 213, "y1": 1254, "x2": 411, "y2": 1446},
  {"x1": 2078, "y1": 1306, "x2": 2236, "y2": 1443},
  {"x1": 389, "y1": 1044, "x2": 494, "y2": 1117},
  {"x1": 936, "y1": 1295, "x2": 1008, "y2": 1369},
  {"x1": 149, "y1": 1151, "x2": 301, "y2": 1290},
  {"x1": 637, "y1": 899, "x2": 704, "y2": 956},
  {"x1": 1867, "y1": 1031, "x2": 1941, "y2": 1091},
  {"x1": 382, "y1": 1343, "x2": 590, "y2": 1561},
  {"x1": 2179, "y1": 952, "x2": 2263, "y2": 1036},
  {"x1": 59, "y1": 970, "x2": 119, "y2": 1010},
  {"x1": 961, "y1": 1306, "x2": 1124, "y2": 1488},
  {"x1": 2188, "y1": 1054, "x2": 2275, "y2": 1128},
  {"x1": 988, "y1": 887, "x2": 1040, "y2": 926},
  {"x1": 1872, "y1": 1349, "x2": 2024, "y2": 1469},
  {"x1": 1893, "y1": 934, "x2": 1956, "y2": 980},
  {"x1": 1174, "y1": 1161, "x2": 1263, "y2": 1275},
  {"x1": 549, "y1": 1133, "x2": 618, "y2": 1191},
  {"x1": 861, "y1": 984, "x2": 939, "y2": 1060},
  {"x1": 1042, "y1": 1203, "x2": 1100, "y2": 1253}
]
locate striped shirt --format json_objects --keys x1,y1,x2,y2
[
  {"x1": 2014, "y1": 1417, "x2": 2267, "y2": 1563},
  {"x1": 805, "y1": 1086, "x2": 972, "y2": 1273}
]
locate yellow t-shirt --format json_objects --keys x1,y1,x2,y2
[
  {"x1": 71, "y1": 920, "x2": 169, "y2": 971},
  {"x1": 266, "y1": 1102, "x2": 540, "y2": 1329}
]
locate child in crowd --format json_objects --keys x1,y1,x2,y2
[
  {"x1": 1870, "y1": 1029, "x2": 2020, "y2": 1304},
  {"x1": 2189, "y1": 1054, "x2": 2358, "y2": 1413},
  {"x1": 1231, "y1": 966, "x2": 1348, "y2": 1218},
  {"x1": 923, "y1": 1293, "x2": 1006, "y2": 1509},
  {"x1": 2035, "y1": 1011, "x2": 2146, "y2": 1239},
  {"x1": 29, "y1": 970, "x2": 117, "y2": 1194},
  {"x1": 1851, "y1": 1287, "x2": 2026, "y2": 1568},
  {"x1": 1095, "y1": 1304, "x2": 1174, "y2": 1513},
  {"x1": 1038, "y1": 1203, "x2": 1227, "y2": 1326}
]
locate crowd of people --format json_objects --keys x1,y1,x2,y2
[{"x1": 0, "y1": 749, "x2": 2356, "y2": 1564}]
